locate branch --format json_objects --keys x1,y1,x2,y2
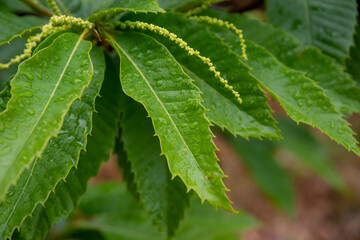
[{"x1": 20, "y1": 0, "x2": 53, "y2": 17}]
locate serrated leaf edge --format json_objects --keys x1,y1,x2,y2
[
  {"x1": 1, "y1": 32, "x2": 98, "y2": 239},
  {"x1": 120, "y1": 124, "x2": 190, "y2": 238},
  {"x1": 106, "y1": 32, "x2": 234, "y2": 212},
  {"x1": 0, "y1": 26, "x2": 43, "y2": 46},
  {"x1": 248, "y1": 43, "x2": 360, "y2": 156}
]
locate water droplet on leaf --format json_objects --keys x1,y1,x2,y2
[{"x1": 27, "y1": 108, "x2": 35, "y2": 115}]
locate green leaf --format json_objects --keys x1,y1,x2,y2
[
  {"x1": 126, "y1": 12, "x2": 280, "y2": 140},
  {"x1": 200, "y1": 12, "x2": 360, "y2": 156},
  {"x1": 120, "y1": 96, "x2": 189, "y2": 238},
  {"x1": 245, "y1": 40, "x2": 360, "y2": 155},
  {"x1": 0, "y1": 0, "x2": 32, "y2": 12},
  {"x1": 69, "y1": 183, "x2": 259, "y2": 240},
  {"x1": 116, "y1": 131, "x2": 140, "y2": 201},
  {"x1": 0, "y1": 81, "x2": 11, "y2": 112},
  {"x1": 276, "y1": 118, "x2": 348, "y2": 193},
  {"x1": 65, "y1": 0, "x2": 165, "y2": 20},
  {"x1": 204, "y1": 10, "x2": 360, "y2": 114},
  {"x1": 0, "y1": 32, "x2": 93, "y2": 200},
  {"x1": 157, "y1": 0, "x2": 205, "y2": 9},
  {"x1": 77, "y1": 185, "x2": 168, "y2": 240},
  {"x1": 0, "y1": 46, "x2": 105, "y2": 240},
  {"x1": 0, "y1": 11, "x2": 46, "y2": 45},
  {"x1": 266, "y1": 0, "x2": 358, "y2": 61},
  {"x1": 79, "y1": 182, "x2": 144, "y2": 216},
  {"x1": 106, "y1": 31, "x2": 233, "y2": 211},
  {"x1": 33, "y1": 30, "x2": 71, "y2": 55},
  {"x1": 81, "y1": 0, "x2": 165, "y2": 21},
  {"x1": 16, "y1": 56, "x2": 122, "y2": 240},
  {"x1": 245, "y1": 40, "x2": 359, "y2": 155},
  {"x1": 202, "y1": 10, "x2": 303, "y2": 62},
  {"x1": 75, "y1": 183, "x2": 161, "y2": 240},
  {"x1": 0, "y1": 38, "x2": 27, "y2": 84},
  {"x1": 185, "y1": 67, "x2": 279, "y2": 140},
  {"x1": 347, "y1": 25, "x2": 360, "y2": 85},
  {"x1": 226, "y1": 134, "x2": 295, "y2": 214},
  {"x1": 70, "y1": 0, "x2": 116, "y2": 19},
  {"x1": 286, "y1": 46, "x2": 360, "y2": 113}
]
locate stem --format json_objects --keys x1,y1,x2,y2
[
  {"x1": 80, "y1": 28, "x2": 90, "y2": 40},
  {"x1": 20, "y1": 0, "x2": 53, "y2": 16}
]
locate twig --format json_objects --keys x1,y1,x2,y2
[{"x1": 19, "y1": 0, "x2": 53, "y2": 17}]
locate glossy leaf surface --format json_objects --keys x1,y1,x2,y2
[
  {"x1": 107, "y1": 32, "x2": 233, "y2": 211},
  {"x1": 204, "y1": 10, "x2": 360, "y2": 114},
  {"x1": 244, "y1": 40, "x2": 360, "y2": 156},
  {"x1": 121, "y1": 96, "x2": 189, "y2": 238},
  {"x1": 267, "y1": 0, "x2": 358, "y2": 61},
  {"x1": 0, "y1": 47, "x2": 105, "y2": 240},
  {"x1": 16, "y1": 56, "x2": 122, "y2": 240},
  {"x1": 200, "y1": 19, "x2": 360, "y2": 156},
  {"x1": 85, "y1": 0, "x2": 164, "y2": 21},
  {"x1": 127, "y1": 13, "x2": 280, "y2": 140},
  {"x1": 286, "y1": 46, "x2": 360, "y2": 113},
  {"x1": 0, "y1": 32, "x2": 93, "y2": 200}
]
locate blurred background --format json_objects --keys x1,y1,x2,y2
[
  {"x1": 93, "y1": 1, "x2": 360, "y2": 239},
  {"x1": 97, "y1": 109, "x2": 360, "y2": 240},
  {"x1": 1, "y1": 0, "x2": 360, "y2": 239}
]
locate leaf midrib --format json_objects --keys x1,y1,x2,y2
[
  {"x1": 2, "y1": 31, "x2": 87, "y2": 236},
  {"x1": 262, "y1": 82, "x2": 359, "y2": 151},
  {"x1": 12, "y1": 30, "x2": 87, "y2": 164},
  {"x1": 108, "y1": 35, "x2": 214, "y2": 193}
]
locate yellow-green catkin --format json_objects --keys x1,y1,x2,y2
[
  {"x1": 0, "y1": 15, "x2": 93, "y2": 70},
  {"x1": 185, "y1": 0, "x2": 224, "y2": 17},
  {"x1": 190, "y1": 16, "x2": 247, "y2": 60},
  {"x1": 46, "y1": 0, "x2": 62, "y2": 16},
  {"x1": 116, "y1": 20, "x2": 242, "y2": 104},
  {"x1": 49, "y1": 15, "x2": 93, "y2": 29}
]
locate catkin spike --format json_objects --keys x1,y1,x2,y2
[
  {"x1": 190, "y1": 16, "x2": 248, "y2": 60},
  {"x1": 185, "y1": 0, "x2": 224, "y2": 16},
  {"x1": 49, "y1": 15, "x2": 94, "y2": 29},
  {"x1": 0, "y1": 15, "x2": 93, "y2": 70},
  {"x1": 115, "y1": 20, "x2": 242, "y2": 104},
  {"x1": 46, "y1": 0, "x2": 62, "y2": 16}
]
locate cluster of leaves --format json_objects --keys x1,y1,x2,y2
[{"x1": 0, "y1": 0, "x2": 359, "y2": 239}]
